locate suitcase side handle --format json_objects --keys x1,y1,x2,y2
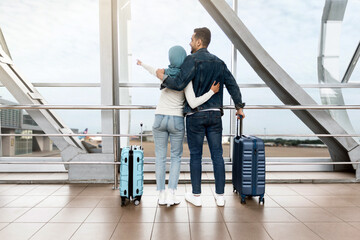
[{"x1": 236, "y1": 115, "x2": 243, "y2": 137}]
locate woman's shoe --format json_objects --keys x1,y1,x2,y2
[
  {"x1": 158, "y1": 190, "x2": 166, "y2": 205},
  {"x1": 166, "y1": 189, "x2": 181, "y2": 207}
]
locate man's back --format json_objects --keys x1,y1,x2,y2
[{"x1": 161, "y1": 48, "x2": 244, "y2": 114}]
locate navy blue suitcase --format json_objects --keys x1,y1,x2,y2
[{"x1": 232, "y1": 117, "x2": 265, "y2": 204}]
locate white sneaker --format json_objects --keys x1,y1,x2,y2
[
  {"x1": 158, "y1": 190, "x2": 166, "y2": 205},
  {"x1": 166, "y1": 189, "x2": 181, "y2": 207},
  {"x1": 185, "y1": 192, "x2": 202, "y2": 207},
  {"x1": 215, "y1": 194, "x2": 225, "y2": 207}
]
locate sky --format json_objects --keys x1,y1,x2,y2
[{"x1": 0, "y1": 0, "x2": 359, "y2": 137}]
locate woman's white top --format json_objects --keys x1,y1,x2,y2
[{"x1": 141, "y1": 62, "x2": 214, "y2": 117}]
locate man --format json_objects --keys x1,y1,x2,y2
[{"x1": 156, "y1": 27, "x2": 245, "y2": 207}]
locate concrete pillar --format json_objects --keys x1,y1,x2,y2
[{"x1": 2, "y1": 129, "x2": 15, "y2": 156}]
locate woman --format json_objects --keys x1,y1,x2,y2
[{"x1": 137, "y1": 45, "x2": 219, "y2": 206}]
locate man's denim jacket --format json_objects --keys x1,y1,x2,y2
[{"x1": 161, "y1": 48, "x2": 245, "y2": 116}]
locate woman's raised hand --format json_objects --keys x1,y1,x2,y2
[
  {"x1": 210, "y1": 81, "x2": 220, "y2": 94},
  {"x1": 136, "y1": 59, "x2": 142, "y2": 65}
]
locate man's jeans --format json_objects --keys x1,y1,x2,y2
[
  {"x1": 153, "y1": 114, "x2": 185, "y2": 191},
  {"x1": 186, "y1": 111, "x2": 225, "y2": 195}
]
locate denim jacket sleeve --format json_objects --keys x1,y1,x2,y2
[
  {"x1": 161, "y1": 56, "x2": 196, "y2": 91},
  {"x1": 223, "y1": 64, "x2": 245, "y2": 110}
]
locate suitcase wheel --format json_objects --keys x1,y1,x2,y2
[
  {"x1": 259, "y1": 197, "x2": 265, "y2": 205},
  {"x1": 134, "y1": 196, "x2": 142, "y2": 206},
  {"x1": 233, "y1": 187, "x2": 237, "y2": 193},
  {"x1": 241, "y1": 198, "x2": 246, "y2": 204},
  {"x1": 121, "y1": 197, "x2": 127, "y2": 207}
]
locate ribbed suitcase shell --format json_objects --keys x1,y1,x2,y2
[
  {"x1": 232, "y1": 135, "x2": 265, "y2": 204},
  {"x1": 119, "y1": 146, "x2": 144, "y2": 205}
]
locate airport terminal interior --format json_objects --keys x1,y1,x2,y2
[{"x1": 0, "y1": 0, "x2": 360, "y2": 239}]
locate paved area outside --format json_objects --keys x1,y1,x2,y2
[{"x1": 1, "y1": 182, "x2": 360, "y2": 239}]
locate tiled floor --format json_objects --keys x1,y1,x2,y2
[{"x1": 1, "y1": 183, "x2": 360, "y2": 239}]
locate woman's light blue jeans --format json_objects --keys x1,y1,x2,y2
[{"x1": 153, "y1": 114, "x2": 185, "y2": 191}]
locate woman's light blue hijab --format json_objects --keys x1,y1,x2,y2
[{"x1": 164, "y1": 45, "x2": 187, "y2": 78}]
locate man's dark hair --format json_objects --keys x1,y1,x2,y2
[{"x1": 194, "y1": 27, "x2": 211, "y2": 48}]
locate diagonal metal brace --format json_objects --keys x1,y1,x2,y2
[{"x1": 199, "y1": 0, "x2": 360, "y2": 170}]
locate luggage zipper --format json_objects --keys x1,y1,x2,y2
[
  {"x1": 129, "y1": 147, "x2": 134, "y2": 199},
  {"x1": 252, "y1": 139, "x2": 258, "y2": 196}
]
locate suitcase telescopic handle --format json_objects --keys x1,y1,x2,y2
[
  {"x1": 140, "y1": 122, "x2": 143, "y2": 149},
  {"x1": 236, "y1": 115, "x2": 243, "y2": 137}
]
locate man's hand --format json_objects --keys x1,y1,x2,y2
[
  {"x1": 156, "y1": 68, "x2": 165, "y2": 80},
  {"x1": 136, "y1": 59, "x2": 142, "y2": 65},
  {"x1": 236, "y1": 108, "x2": 245, "y2": 119}
]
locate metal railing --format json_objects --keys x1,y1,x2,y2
[
  {"x1": 1, "y1": 85, "x2": 360, "y2": 186},
  {"x1": 1, "y1": 82, "x2": 360, "y2": 88},
  {"x1": 1, "y1": 104, "x2": 360, "y2": 110}
]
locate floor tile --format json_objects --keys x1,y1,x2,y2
[
  {"x1": 324, "y1": 207, "x2": 360, "y2": 221},
  {"x1": 188, "y1": 207, "x2": 223, "y2": 222},
  {"x1": 0, "y1": 185, "x2": 38, "y2": 196},
  {"x1": 286, "y1": 207, "x2": 341, "y2": 222},
  {"x1": 155, "y1": 207, "x2": 188, "y2": 222},
  {"x1": 305, "y1": 222, "x2": 360, "y2": 240},
  {"x1": 120, "y1": 207, "x2": 156, "y2": 223},
  {"x1": 225, "y1": 195, "x2": 280, "y2": 208},
  {"x1": 0, "y1": 223, "x2": 44, "y2": 240},
  {"x1": 190, "y1": 223, "x2": 231, "y2": 240},
  {"x1": 97, "y1": 196, "x2": 122, "y2": 208},
  {"x1": 255, "y1": 208, "x2": 299, "y2": 223},
  {"x1": 288, "y1": 185, "x2": 332, "y2": 196},
  {"x1": 306, "y1": 196, "x2": 356, "y2": 207},
  {"x1": 70, "y1": 223, "x2": 117, "y2": 240},
  {"x1": 79, "y1": 186, "x2": 118, "y2": 197},
  {"x1": 226, "y1": 223, "x2": 272, "y2": 240},
  {"x1": 0, "y1": 196, "x2": 19, "y2": 207},
  {"x1": 348, "y1": 222, "x2": 360, "y2": 231},
  {"x1": 0, "y1": 184, "x2": 17, "y2": 193},
  {"x1": 25, "y1": 185, "x2": 63, "y2": 196},
  {"x1": 15, "y1": 208, "x2": 61, "y2": 223},
  {"x1": 52, "y1": 185, "x2": 86, "y2": 196},
  {"x1": 110, "y1": 223, "x2": 153, "y2": 240},
  {"x1": 66, "y1": 196, "x2": 102, "y2": 208},
  {"x1": 85, "y1": 208, "x2": 123, "y2": 223},
  {"x1": 263, "y1": 223, "x2": 322, "y2": 240},
  {"x1": 30, "y1": 223, "x2": 81, "y2": 240},
  {"x1": 0, "y1": 223, "x2": 8, "y2": 231},
  {"x1": 5, "y1": 196, "x2": 47, "y2": 208},
  {"x1": 151, "y1": 223, "x2": 190, "y2": 240},
  {"x1": 35, "y1": 196, "x2": 75, "y2": 208},
  {"x1": 265, "y1": 186, "x2": 299, "y2": 196},
  {"x1": 271, "y1": 196, "x2": 318, "y2": 207},
  {"x1": 50, "y1": 208, "x2": 93, "y2": 223},
  {"x1": 0, "y1": 208, "x2": 30, "y2": 222},
  {"x1": 220, "y1": 207, "x2": 261, "y2": 222},
  {"x1": 135, "y1": 196, "x2": 159, "y2": 208},
  {"x1": 245, "y1": 196, "x2": 281, "y2": 208},
  {"x1": 317, "y1": 184, "x2": 360, "y2": 196}
]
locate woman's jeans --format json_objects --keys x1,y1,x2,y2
[
  {"x1": 186, "y1": 111, "x2": 225, "y2": 195},
  {"x1": 153, "y1": 114, "x2": 185, "y2": 191}
]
